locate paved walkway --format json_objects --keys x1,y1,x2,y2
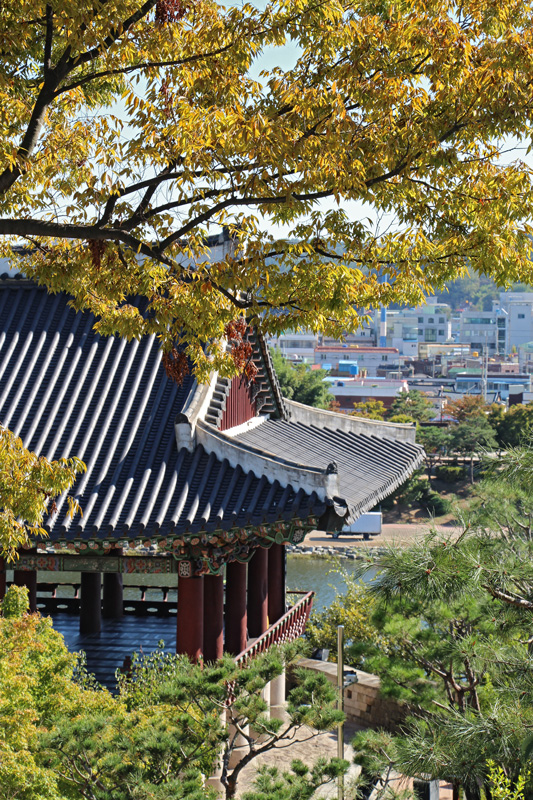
[
  {"x1": 235, "y1": 717, "x2": 454, "y2": 800},
  {"x1": 303, "y1": 521, "x2": 461, "y2": 551},
  {"x1": 234, "y1": 718, "x2": 453, "y2": 799},
  {"x1": 236, "y1": 721, "x2": 363, "y2": 798}
]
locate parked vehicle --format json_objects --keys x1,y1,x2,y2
[{"x1": 330, "y1": 511, "x2": 382, "y2": 540}]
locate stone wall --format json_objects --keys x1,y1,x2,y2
[{"x1": 295, "y1": 658, "x2": 406, "y2": 731}]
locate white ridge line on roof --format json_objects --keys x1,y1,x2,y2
[{"x1": 221, "y1": 414, "x2": 269, "y2": 438}]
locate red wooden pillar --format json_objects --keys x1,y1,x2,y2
[
  {"x1": 103, "y1": 549, "x2": 123, "y2": 619},
  {"x1": 225, "y1": 561, "x2": 248, "y2": 655},
  {"x1": 0, "y1": 557, "x2": 6, "y2": 603},
  {"x1": 14, "y1": 549, "x2": 37, "y2": 613},
  {"x1": 203, "y1": 573, "x2": 224, "y2": 662},
  {"x1": 103, "y1": 573, "x2": 123, "y2": 618},
  {"x1": 247, "y1": 547, "x2": 268, "y2": 638},
  {"x1": 177, "y1": 574, "x2": 204, "y2": 662},
  {"x1": 80, "y1": 572, "x2": 102, "y2": 634},
  {"x1": 268, "y1": 543, "x2": 286, "y2": 625}
]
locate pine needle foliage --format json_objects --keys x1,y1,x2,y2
[
  {"x1": 36, "y1": 642, "x2": 346, "y2": 800},
  {"x1": 307, "y1": 442, "x2": 533, "y2": 799},
  {"x1": 242, "y1": 758, "x2": 349, "y2": 800}
]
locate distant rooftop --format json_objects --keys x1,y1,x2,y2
[{"x1": 315, "y1": 345, "x2": 399, "y2": 353}]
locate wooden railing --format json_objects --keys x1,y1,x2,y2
[
  {"x1": 34, "y1": 583, "x2": 176, "y2": 617},
  {"x1": 31, "y1": 584, "x2": 315, "y2": 636},
  {"x1": 235, "y1": 590, "x2": 314, "y2": 665}
]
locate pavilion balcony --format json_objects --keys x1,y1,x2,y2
[{"x1": 15, "y1": 577, "x2": 314, "y2": 689}]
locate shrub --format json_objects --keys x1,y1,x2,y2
[
  {"x1": 387, "y1": 413, "x2": 416, "y2": 425},
  {"x1": 397, "y1": 476, "x2": 431, "y2": 505},
  {"x1": 379, "y1": 471, "x2": 452, "y2": 516},
  {"x1": 378, "y1": 471, "x2": 431, "y2": 509},
  {"x1": 423, "y1": 491, "x2": 452, "y2": 517},
  {"x1": 306, "y1": 572, "x2": 382, "y2": 666},
  {"x1": 377, "y1": 494, "x2": 395, "y2": 511},
  {"x1": 436, "y1": 464, "x2": 465, "y2": 483},
  {"x1": 2, "y1": 585, "x2": 29, "y2": 618}
]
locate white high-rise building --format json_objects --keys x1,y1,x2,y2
[
  {"x1": 459, "y1": 293, "x2": 533, "y2": 355},
  {"x1": 459, "y1": 309, "x2": 504, "y2": 354},
  {"x1": 500, "y1": 292, "x2": 533, "y2": 352}
]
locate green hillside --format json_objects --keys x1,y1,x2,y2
[{"x1": 435, "y1": 275, "x2": 533, "y2": 311}]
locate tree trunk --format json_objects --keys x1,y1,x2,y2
[
  {"x1": 427, "y1": 456, "x2": 434, "y2": 486},
  {"x1": 464, "y1": 783, "x2": 481, "y2": 800}
]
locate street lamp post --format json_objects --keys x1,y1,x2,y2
[{"x1": 337, "y1": 624, "x2": 344, "y2": 800}]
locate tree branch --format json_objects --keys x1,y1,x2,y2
[
  {"x1": 482, "y1": 583, "x2": 533, "y2": 610},
  {"x1": 0, "y1": 0, "x2": 157, "y2": 196},
  {"x1": 66, "y1": 0, "x2": 157, "y2": 71},
  {"x1": 153, "y1": 188, "x2": 337, "y2": 253},
  {"x1": 0, "y1": 80, "x2": 58, "y2": 193},
  {"x1": 55, "y1": 45, "x2": 239, "y2": 97},
  {"x1": 117, "y1": 185, "x2": 228, "y2": 231},
  {"x1": 44, "y1": 5, "x2": 54, "y2": 73},
  {"x1": 0, "y1": 217, "x2": 167, "y2": 265}
]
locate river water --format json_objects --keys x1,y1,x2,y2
[{"x1": 287, "y1": 555, "x2": 375, "y2": 609}]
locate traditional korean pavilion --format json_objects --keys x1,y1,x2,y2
[{"x1": 0, "y1": 273, "x2": 423, "y2": 665}]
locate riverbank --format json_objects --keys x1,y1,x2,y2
[{"x1": 288, "y1": 521, "x2": 461, "y2": 560}]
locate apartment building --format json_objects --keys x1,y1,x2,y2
[
  {"x1": 413, "y1": 303, "x2": 452, "y2": 343},
  {"x1": 269, "y1": 330, "x2": 319, "y2": 362},
  {"x1": 314, "y1": 345, "x2": 400, "y2": 377},
  {"x1": 500, "y1": 292, "x2": 533, "y2": 352},
  {"x1": 459, "y1": 309, "x2": 506, "y2": 354},
  {"x1": 372, "y1": 303, "x2": 452, "y2": 352},
  {"x1": 376, "y1": 309, "x2": 419, "y2": 356},
  {"x1": 459, "y1": 293, "x2": 533, "y2": 355}
]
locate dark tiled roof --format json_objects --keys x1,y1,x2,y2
[
  {"x1": 0, "y1": 279, "x2": 423, "y2": 551},
  {"x1": 233, "y1": 419, "x2": 424, "y2": 520},
  {"x1": 0, "y1": 280, "x2": 323, "y2": 542}
]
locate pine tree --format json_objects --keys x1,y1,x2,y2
[
  {"x1": 35, "y1": 640, "x2": 346, "y2": 800},
  {"x1": 387, "y1": 391, "x2": 434, "y2": 424},
  {"x1": 269, "y1": 350, "x2": 333, "y2": 408},
  {"x1": 307, "y1": 442, "x2": 533, "y2": 799},
  {"x1": 448, "y1": 416, "x2": 497, "y2": 482}
]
